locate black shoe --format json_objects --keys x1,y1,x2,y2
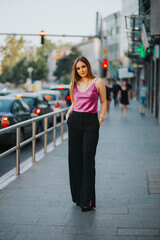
[
  {"x1": 81, "y1": 206, "x2": 92, "y2": 212},
  {"x1": 76, "y1": 202, "x2": 80, "y2": 206}
]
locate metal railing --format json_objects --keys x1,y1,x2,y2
[{"x1": 0, "y1": 107, "x2": 69, "y2": 175}]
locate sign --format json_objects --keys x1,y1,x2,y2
[
  {"x1": 141, "y1": 23, "x2": 149, "y2": 50},
  {"x1": 52, "y1": 55, "x2": 63, "y2": 59},
  {"x1": 103, "y1": 49, "x2": 108, "y2": 54},
  {"x1": 118, "y1": 68, "x2": 134, "y2": 79},
  {"x1": 128, "y1": 67, "x2": 135, "y2": 73}
]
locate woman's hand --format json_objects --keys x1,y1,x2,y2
[
  {"x1": 66, "y1": 113, "x2": 70, "y2": 121},
  {"x1": 99, "y1": 117, "x2": 103, "y2": 128}
]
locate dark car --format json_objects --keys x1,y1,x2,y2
[
  {"x1": 49, "y1": 84, "x2": 71, "y2": 106},
  {"x1": 9, "y1": 92, "x2": 54, "y2": 127},
  {"x1": 0, "y1": 96, "x2": 34, "y2": 146}
]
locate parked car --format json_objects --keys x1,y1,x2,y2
[
  {"x1": 0, "y1": 96, "x2": 34, "y2": 146},
  {"x1": 0, "y1": 88, "x2": 24, "y2": 96},
  {"x1": 49, "y1": 84, "x2": 71, "y2": 106},
  {"x1": 37, "y1": 90, "x2": 67, "y2": 119},
  {"x1": 8, "y1": 92, "x2": 54, "y2": 127}
]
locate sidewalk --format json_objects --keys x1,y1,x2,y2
[{"x1": 0, "y1": 99, "x2": 160, "y2": 240}]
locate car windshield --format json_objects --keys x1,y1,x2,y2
[
  {"x1": 52, "y1": 89, "x2": 68, "y2": 98},
  {"x1": 22, "y1": 97, "x2": 35, "y2": 107},
  {"x1": 0, "y1": 100, "x2": 11, "y2": 112}
]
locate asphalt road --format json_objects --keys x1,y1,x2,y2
[{"x1": 0, "y1": 123, "x2": 68, "y2": 177}]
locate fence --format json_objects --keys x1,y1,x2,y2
[{"x1": 0, "y1": 107, "x2": 69, "y2": 176}]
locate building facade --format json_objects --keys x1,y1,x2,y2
[{"x1": 47, "y1": 47, "x2": 71, "y2": 84}]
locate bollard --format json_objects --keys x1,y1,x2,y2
[
  {"x1": 44, "y1": 117, "x2": 48, "y2": 153},
  {"x1": 53, "y1": 114, "x2": 56, "y2": 147},
  {"x1": 32, "y1": 121, "x2": 36, "y2": 163},
  {"x1": 61, "y1": 112, "x2": 64, "y2": 141},
  {"x1": 16, "y1": 127, "x2": 20, "y2": 175}
]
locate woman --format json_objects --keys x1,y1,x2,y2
[
  {"x1": 66, "y1": 56, "x2": 107, "y2": 212},
  {"x1": 117, "y1": 80, "x2": 130, "y2": 119},
  {"x1": 105, "y1": 79, "x2": 113, "y2": 117}
]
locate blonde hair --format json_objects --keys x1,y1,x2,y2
[{"x1": 70, "y1": 56, "x2": 95, "y2": 104}]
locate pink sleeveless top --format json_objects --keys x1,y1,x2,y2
[{"x1": 72, "y1": 78, "x2": 99, "y2": 113}]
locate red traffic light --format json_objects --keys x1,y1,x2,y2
[
  {"x1": 102, "y1": 59, "x2": 109, "y2": 69},
  {"x1": 40, "y1": 30, "x2": 45, "y2": 36},
  {"x1": 40, "y1": 30, "x2": 45, "y2": 44}
]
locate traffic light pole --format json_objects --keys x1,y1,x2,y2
[{"x1": 0, "y1": 32, "x2": 100, "y2": 38}]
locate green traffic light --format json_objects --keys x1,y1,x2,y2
[
  {"x1": 136, "y1": 44, "x2": 145, "y2": 58},
  {"x1": 147, "y1": 48, "x2": 151, "y2": 53}
]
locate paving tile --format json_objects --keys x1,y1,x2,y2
[
  {"x1": 129, "y1": 208, "x2": 160, "y2": 216},
  {"x1": 0, "y1": 232, "x2": 18, "y2": 240},
  {"x1": 76, "y1": 234, "x2": 114, "y2": 240},
  {"x1": 137, "y1": 237, "x2": 160, "y2": 240},
  {"x1": 117, "y1": 228, "x2": 160, "y2": 236},
  {"x1": 0, "y1": 223, "x2": 14, "y2": 232},
  {"x1": 113, "y1": 236, "x2": 136, "y2": 240},
  {"x1": 142, "y1": 216, "x2": 160, "y2": 228},
  {"x1": 63, "y1": 226, "x2": 117, "y2": 236},
  {"x1": 9, "y1": 224, "x2": 64, "y2": 234},
  {"x1": 13, "y1": 232, "x2": 64, "y2": 240}
]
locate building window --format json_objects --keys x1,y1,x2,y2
[{"x1": 116, "y1": 26, "x2": 120, "y2": 34}]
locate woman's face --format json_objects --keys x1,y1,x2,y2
[
  {"x1": 76, "y1": 61, "x2": 88, "y2": 78},
  {"x1": 122, "y1": 81, "x2": 127, "y2": 87}
]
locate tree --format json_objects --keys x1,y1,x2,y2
[
  {"x1": 0, "y1": 36, "x2": 25, "y2": 84},
  {"x1": 27, "y1": 58, "x2": 49, "y2": 81},
  {"x1": 36, "y1": 39, "x2": 57, "y2": 61},
  {"x1": 54, "y1": 46, "x2": 81, "y2": 80},
  {"x1": 0, "y1": 36, "x2": 25, "y2": 68}
]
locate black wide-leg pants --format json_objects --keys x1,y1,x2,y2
[{"x1": 67, "y1": 111, "x2": 99, "y2": 208}]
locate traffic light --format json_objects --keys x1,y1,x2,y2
[
  {"x1": 102, "y1": 59, "x2": 109, "y2": 69},
  {"x1": 136, "y1": 44, "x2": 145, "y2": 58},
  {"x1": 40, "y1": 30, "x2": 45, "y2": 45}
]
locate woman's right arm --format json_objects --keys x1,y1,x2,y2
[
  {"x1": 66, "y1": 82, "x2": 74, "y2": 120},
  {"x1": 66, "y1": 103, "x2": 74, "y2": 120}
]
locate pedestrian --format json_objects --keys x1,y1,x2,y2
[
  {"x1": 66, "y1": 56, "x2": 107, "y2": 212},
  {"x1": 105, "y1": 78, "x2": 113, "y2": 117},
  {"x1": 138, "y1": 79, "x2": 149, "y2": 116},
  {"x1": 113, "y1": 80, "x2": 121, "y2": 106},
  {"x1": 126, "y1": 79, "x2": 132, "y2": 99},
  {"x1": 117, "y1": 80, "x2": 130, "y2": 119}
]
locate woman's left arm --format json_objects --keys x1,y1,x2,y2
[{"x1": 97, "y1": 78, "x2": 107, "y2": 127}]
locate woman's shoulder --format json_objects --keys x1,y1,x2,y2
[{"x1": 95, "y1": 77, "x2": 104, "y2": 85}]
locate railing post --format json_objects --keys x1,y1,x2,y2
[
  {"x1": 32, "y1": 121, "x2": 36, "y2": 163},
  {"x1": 61, "y1": 111, "x2": 64, "y2": 141},
  {"x1": 16, "y1": 127, "x2": 20, "y2": 175},
  {"x1": 53, "y1": 114, "x2": 56, "y2": 147},
  {"x1": 44, "y1": 117, "x2": 48, "y2": 153}
]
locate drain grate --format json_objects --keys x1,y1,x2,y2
[{"x1": 147, "y1": 171, "x2": 160, "y2": 194}]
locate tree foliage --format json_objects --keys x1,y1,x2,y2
[
  {"x1": 0, "y1": 36, "x2": 78, "y2": 86},
  {"x1": 0, "y1": 36, "x2": 25, "y2": 68},
  {"x1": 54, "y1": 47, "x2": 81, "y2": 80}
]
